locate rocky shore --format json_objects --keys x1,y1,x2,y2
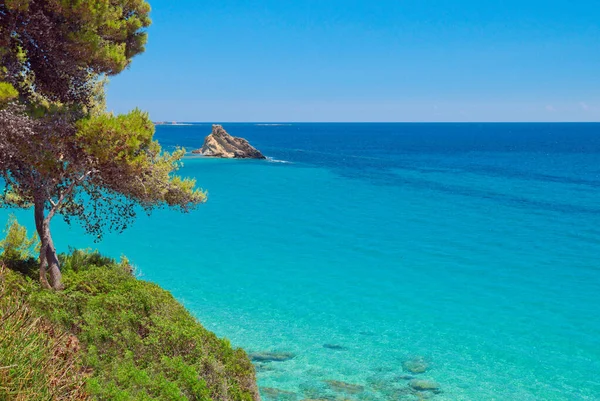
[
  {"x1": 193, "y1": 125, "x2": 266, "y2": 159},
  {"x1": 252, "y1": 349, "x2": 443, "y2": 401}
]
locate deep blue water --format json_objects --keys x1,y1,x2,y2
[{"x1": 2, "y1": 123, "x2": 600, "y2": 400}]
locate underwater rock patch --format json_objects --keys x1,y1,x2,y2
[
  {"x1": 366, "y1": 376, "x2": 391, "y2": 392},
  {"x1": 409, "y1": 380, "x2": 440, "y2": 392},
  {"x1": 324, "y1": 380, "x2": 365, "y2": 394},
  {"x1": 299, "y1": 399, "x2": 334, "y2": 401},
  {"x1": 250, "y1": 351, "x2": 296, "y2": 362},
  {"x1": 366, "y1": 376, "x2": 415, "y2": 400},
  {"x1": 255, "y1": 362, "x2": 276, "y2": 373},
  {"x1": 385, "y1": 386, "x2": 417, "y2": 400},
  {"x1": 415, "y1": 392, "x2": 435, "y2": 400},
  {"x1": 323, "y1": 344, "x2": 348, "y2": 351},
  {"x1": 372, "y1": 366, "x2": 395, "y2": 373},
  {"x1": 261, "y1": 387, "x2": 298, "y2": 401},
  {"x1": 402, "y1": 357, "x2": 428, "y2": 374},
  {"x1": 299, "y1": 381, "x2": 335, "y2": 400}
]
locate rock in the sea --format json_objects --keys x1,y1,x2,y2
[
  {"x1": 302, "y1": 398, "x2": 331, "y2": 401},
  {"x1": 324, "y1": 380, "x2": 365, "y2": 394},
  {"x1": 366, "y1": 376, "x2": 394, "y2": 393},
  {"x1": 323, "y1": 344, "x2": 348, "y2": 351},
  {"x1": 255, "y1": 362, "x2": 276, "y2": 372},
  {"x1": 249, "y1": 351, "x2": 296, "y2": 362},
  {"x1": 192, "y1": 124, "x2": 266, "y2": 159},
  {"x1": 372, "y1": 366, "x2": 394, "y2": 373},
  {"x1": 298, "y1": 381, "x2": 333, "y2": 400},
  {"x1": 416, "y1": 392, "x2": 436, "y2": 400},
  {"x1": 409, "y1": 380, "x2": 440, "y2": 392},
  {"x1": 402, "y1": 357, "x2": 428, "y2": 374},
  {"x1": 385, "y1": 386, "x2": 416, "y2": 399},
  {"x1": 366, "y1": 375, "x2": 418, "y2": 400},
  {"x1": 301, "y1": 398, "x2": 333, "y2": 401},
  {"x1": 261, "y1": 387, "x2": 298, "y2": 401}
]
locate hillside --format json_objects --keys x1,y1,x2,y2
[{"x1": 0, "y1": 250, "x2": 259, "y2": 401}]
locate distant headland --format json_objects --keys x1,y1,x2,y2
[{"x1": 154, "y1": 121, "x2": 193, "y2": 126}]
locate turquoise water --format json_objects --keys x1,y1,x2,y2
[{"x1": 2, "y1": 123, "x2": 600, "y2": 400}]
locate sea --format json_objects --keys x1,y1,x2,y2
[{"x1": 2, "y1": 123, "x2": 600, "y2": 400}]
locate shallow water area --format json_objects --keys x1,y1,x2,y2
[{"x1": 2, "y1": 123, "x2": 600, "y2": 400}]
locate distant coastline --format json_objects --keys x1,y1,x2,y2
[{"x1": 154, "y1": 121, "x2": 194, "y2": 126}]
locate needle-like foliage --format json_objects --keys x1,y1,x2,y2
[
  {"x1": 1, "y1": 0, "x2": 151, "y2": 104},
  {"x1": 0, "y1": 1, "x2": 206, "y2": 289}
]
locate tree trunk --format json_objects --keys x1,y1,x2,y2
[
  {"x1": 45, "y1": 231, "x2": 63, "y2": 290},
  {"x1": 34, "y1": 198, "x2": 63, "y2": 290},
  {"x1": 38, "y1": 241, "x2": 51, "y2": 289}
]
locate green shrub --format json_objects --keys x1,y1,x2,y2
[
  {"x1": 58, "y1": 247, "x2": 118, "y2": 274},
  {"x1": 0, "y1": 248, "x2": 259, "y2": 401},
  {"x1": 0, "y1": 82, "x2": 18, "y2": 103},
  {"x1": 0, "y1": 215, "x2": 39, "y2": 278}
]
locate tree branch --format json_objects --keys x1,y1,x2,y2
[
  {"x1": 47, "y1": 189, "x2": 57, "y2": 208},
  {"x1": 46, "y1": 170, "x2": 96, "y2": 222}
]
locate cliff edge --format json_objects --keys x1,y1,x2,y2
[
  {"x1": 0, "y1": 249, "x2": 260, "y2": 401},
  {"x1": 193, "y1": 125, "x2": 266, "y2": 159}
]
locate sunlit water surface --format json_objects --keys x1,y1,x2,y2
[{"x1": 3, "y1": 123, "x2": 600, "y2": 400}]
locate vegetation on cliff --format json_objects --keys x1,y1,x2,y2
[{"x1": 0, "y1": 220, "x2": 259, "y2": 401}]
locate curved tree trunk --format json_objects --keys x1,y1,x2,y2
[
  {"x1": 38, "y1": 241, "x2": 51, "y2": 289},
  {"x1": 45, "y1": 232, "x2": 63, "y2": 290},
  {"x1": 34, "y1": 199, "x2": 63, "y2": 290}
]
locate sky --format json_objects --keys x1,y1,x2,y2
[{"x1": 106, "y1": 0, "x2": 600, "y2": 122}]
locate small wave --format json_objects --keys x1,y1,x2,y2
[
  {"x1": 154, "y1": 123, "x2": 195, "y2": 126},
  {"x1": 267, "y1": 157, "x2": 292, "y2": 164},
  {"x1": 255, "y1": 124, "x2": 292, "y2": 126}
]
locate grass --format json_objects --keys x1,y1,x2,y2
[
  {"x1": 0, "y1": 248, "x2": 259, "y2": 401},
  {"x1": 0, "y1": 266, "x2": 87, "y2": 400}
]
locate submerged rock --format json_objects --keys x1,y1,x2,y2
[
  {"x1": 366, "y1": 375, "x2": 417, "y2": 400},
  {"x1": 301, "y1": 398, "x2": 332, "y2": 401},
  {"x1": 298, "y1": 381, "x2": 334, "y2": 400},
  {"x1": 366, "y1": 376, "x2": 394, "y2": 393},
  {"x1": 415, "y1": 392, "x2": 436, "y2": 400},
  {"x1": 261, "y1": 387, "x2": 298, "y2": 401},
  {"x1": 409, "y1": 380, "x2": 440, "y2": 392},
  {"x1": 254, "y1": 362, "x2": 276, "y2": 373},
  {"x1": 192, "y1": 124, "x2": 266, "y2": 159},
  {"x1": 249, "y1": 351, "x2": 296, "y2": 362},
  {"x1": 385, "y1": 386, "x2": 417, "y2": 400},
  {"x1": 372, "y1": 366, "x2": 395, "y2": 373},
  {"x1": 402, "y1": 357, "x2": 428, "y2": 374},
  {"x1": 324, "y1": 380, "x2": 365, "y2": 394},
  {"x1": 323, "y1": 344, "x2": 348, "y2": 351}
]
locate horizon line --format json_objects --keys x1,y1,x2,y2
[{"x1": 152, "y1": 121, "x2": 600, "y2": 124}]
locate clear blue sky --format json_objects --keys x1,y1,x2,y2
[{"x1": 106, "y1": 0, "x2": 600, "y2": 122}]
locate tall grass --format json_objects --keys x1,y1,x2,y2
[{"x1": 0, "y1": 265, "x2": 88, "y2": 400}]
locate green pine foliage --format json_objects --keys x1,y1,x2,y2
[
  {"x1": 0, "y1": 82, "x2": 18, "y2": 104},
  {"x1": 0, "y1": 215, "x2": 39, "y2": 261},
  {"x1": 0, "y1": 215, "x2": 40, "y2": 277}
]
